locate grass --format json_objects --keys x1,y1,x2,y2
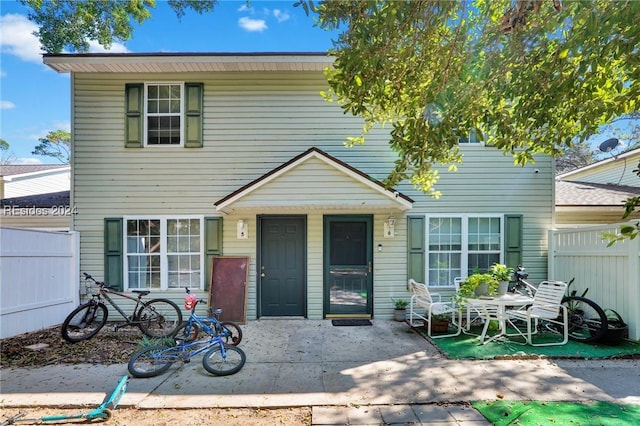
[
  {"x1": 473, "y1": 400, "x2": 640, "y2": 425},
  {"x1": 412, "y1": 323, "x2": 640, "y2": 360}
]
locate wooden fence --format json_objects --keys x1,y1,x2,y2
[
  {"x1": 0, "y1": 227, "x2": 79, "y2": 338},
  {"x1": 548, "y1": 223, "x2": 640, "y2": 340}
]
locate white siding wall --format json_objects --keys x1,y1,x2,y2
[
  {"x1": 71, "y1": 71, "x2": 553, "y2": 319},
  {"x1": 3, "y1": 169, "x2": 70, "y2": 198},
  {"x1": 561, "y1": 153, "x2": 640, "y2": 186}
]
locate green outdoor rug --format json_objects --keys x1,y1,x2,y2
[
  {"x1": 413, "y1": 324, "x2": 640, "y2": 359},
  {"x1": 473, "y1": 400, "x2": 640, "y2": 426}
]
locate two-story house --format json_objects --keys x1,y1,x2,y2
[{"x1": 43, "y1": 53, "x2": 553, "y2": 320}]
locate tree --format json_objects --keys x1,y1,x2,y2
[
  {"x1": 555, "y1": 141, "x2": 596, "y2": 174},
  {"x1": 32, "y1": 130, "x2": 72, "y2": 163},
  {"x1": 1, "y1": 139, "x2": 17, "y2": 165},
  {"x1": 20, "y1": 0, "x2": 218, "y2": 53},
  {"x1": 310, "y1": 0, "x2": 640, "y2": 195}
]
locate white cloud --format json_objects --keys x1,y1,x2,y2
[
  {"x1": 16, "y1": 157, "x2": 43, "y2": 165},
  {"x1": 238, "y1": 17, "x2": 268, "y2": 32},
  {"x1": 88, "y1": 40, "x2": 129, "y2": 54},
  {"x1": 273, "y1": 9, "x2": 291, "y2": 23},
  {"x1": 1, "y1": 100, "x2": 15, "y2": 110},
  {"x1": 0, "y1": 14, "x2": 45, "y2": 63},
  {"x1": 237, "y1": 5, "x2": 251, "y2": 13}
]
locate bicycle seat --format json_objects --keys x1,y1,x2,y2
[{"x1": 132, "y1": 290, "x2": 151, "y2": 296}]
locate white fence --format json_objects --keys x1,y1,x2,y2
[
  {"x1": 549, "y1": 223, "x2": 640, "y2": 341},
  {"x1": 0, "y1": 227, "x2": 79, "y2": 338}
]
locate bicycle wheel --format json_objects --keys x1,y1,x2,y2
[
  {"x1": 136, "y1": 299, "x2": 182, "y2": 338},
  {"x1": 202, "y1": 344, "x2": 246, "y2": 376},
  {"x1": 127, "y1": 345, "x2": 175, "y2": 378},
  {"x1": 174, "y1": 322, "x2": 200, "y2": 341},
  {"x1": 562, "y1": 296, "x2": 608, "y2": 342},
  {"x1": 61, "y1": 302, "x2": 108, "y2": 343},
  {"x1": 220, "y1": 321, "x2": 243, "y2": 346}
]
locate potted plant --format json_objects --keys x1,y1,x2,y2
[
  {"x1": 428, "y1": 312, "x2": 452, "y2": 333},
  {"x1": 456, "y1": 273, "x2": 498, "y2": 304},
  {"x1": 490, "y1": 263, "x2": 514, "y2": 295},
  {"x1": 392, "y1": 298, "x2": 408, "y2": 321}
]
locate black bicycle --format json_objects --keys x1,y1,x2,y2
[
  {"x1": 61, "y1": 273, "x2": 182, "y2": 343},
  {"x1": 512, "y1": 266, "x2": 608, "y2": 342}
]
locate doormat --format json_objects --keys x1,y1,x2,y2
[{"x1": 331, "y1": 319, "x2": 372, "y2": 326}]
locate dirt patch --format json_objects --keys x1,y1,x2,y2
[
  {"x1": 1, "y1": 326, "x2": 145, "y2": 368},
  {"x1": 0, "y1": 407, "x2": 311, "y2": 425}
]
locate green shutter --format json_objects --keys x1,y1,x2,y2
[
  {"x1": 504, "y1": 214, "x2": 523, "y2": 271},
  {"x1": 407, "y1": 216, "x2": 425, "y2": 283},
  {"x1": 125, "y1": 83, "x2": 143, "y2": 148},
  {"x1": 184, "y1": 83, "x2": 203, "y2": 148},
  {"x1": 104, "y1": 218, "x2": 124, "y2": 290},
  {"x1": 204, "y1": 217, "x2": 223, "y2": 290}
]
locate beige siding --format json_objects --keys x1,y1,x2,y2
[
  {"x1": 71, "y1": 71, "x2": 553, "y2": 319},
  {"x1": 560, "y1": 152, "x2": 640, "y2": 186}
]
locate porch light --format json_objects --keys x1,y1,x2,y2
[
  {"x1": 237, "y1": 219, "x2": 248, "y2": 239},
  {"x1": 384, "y1": 215, "x2": 396, "y2": 238}
]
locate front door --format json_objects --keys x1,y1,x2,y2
[
  {"x1": 258, "y1": 216, "x2": 306, "y2": 317},
  {"x1": 323, "y1": 215, "x2": 373, "y2": 317}
]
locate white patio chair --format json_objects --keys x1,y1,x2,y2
[
  {"x1": 408, "y1": 279, "x2": 461, "y2": 339},
  {"x1": 504, "y1": 280, "x2": 568, "y2": 346}
]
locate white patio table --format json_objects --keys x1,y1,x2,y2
[{"x1": 462, "y1": 294, "x2": 534, "y2": 344}]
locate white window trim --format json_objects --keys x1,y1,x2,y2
[
  {"x1": 123, "y1": 215, "x2": 204, "y2": 290},
  {"x1": 143, "y1": 82, "x2": 185, "y2": 147},
  {"x1": 425, "y1": 213, "x2": 504, "y2": 287}
]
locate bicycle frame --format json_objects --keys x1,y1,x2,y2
[
  {"x1": 160, "y1": 335, "x2": 228, "y2": 363},
  {"x1": 85, "y1": 276, "x2": 153, "y2": 329}
]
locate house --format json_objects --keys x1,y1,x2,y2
[
  {"x1": 555, "y1": 148, "x2": 640, "y2": 227},
  {"x1": 42, "y1": 52, "x2": 553, "y2": 320},
  {"x1": 0, "y1": 164, "x2": 71, "y2": 230}
]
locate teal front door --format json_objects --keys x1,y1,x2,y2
[
  {"x1": 323, "y1": 215, "x2": 373, "y2": 317},
  {"x1": 258, "y1": 216, "x2": 306, "y2": 317}
]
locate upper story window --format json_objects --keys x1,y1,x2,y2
[
  {"x1": 145, "y1": 83, "x2": 183, "y2": 146},
  {"x1": 459, "y1": 129, "x2": 481, "y2": 144},
  {"x1": 125, "y1": 82, "x2": 203, "y2": 149}
]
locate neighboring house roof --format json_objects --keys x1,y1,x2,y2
[
  {"x1": 44, "y1": 52, "x2": 333, "y2": 74},
  {"x1": 0, "y1": 164, "x2": 68, "y2": 177},
  {"x1": 1, "y1": 190, "x2": 70, "y2": 208},
  {"x1": 556, "y1": 181, "x2": 640, "y2": 206},
  {"x1": 215, "y1": 147, "x2": 413, "y2": 214}
]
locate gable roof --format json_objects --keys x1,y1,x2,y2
[
  {"x1": 1, "y1": 164, "x2": 69, "y2": 178},
  {"x1": 215, "y1": 147, "x2": 413, "y2": 214},
  {"x1": 0, "y1": 190, "x2": 70, "y2": 208},
  {"x1": 555, "y1": 180, "x2": 640, "y2": 206}
]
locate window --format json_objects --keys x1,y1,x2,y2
[
  {"x1": 458, "y1": 129, "x2": 481, "y2": 144},
  {"x1": 125, "y1": 217, "x2": 202, "y2": 290},
  {"x1": 145, "y1": 83, "x2": 183, "y2": 146},
  {"x1": 427, "y1": 215, "x2": 502, "y2": 286}
]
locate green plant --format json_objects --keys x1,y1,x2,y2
[
  {"x1": 490, "y1": 263, "x2": 514, "y2": 282},
  {"x1": 455, "y1": 273, "x2": 499, "y2": 305},
  {"x1": 431, "y1": 312, "x2": 451, "y2": 322},
  {"x1": 137, "y1": 336, "x2": 176, "y2": 349},
  {"x1": 392, "y1": 298, "x2": 408, "y2": 309}
]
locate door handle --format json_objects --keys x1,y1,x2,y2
[
  {"x1": 368, "y1": 261, "x2": 372, "y2": 273},
  {"x1": 261, "y1": 265, "x2": 266, "y2": 278}
]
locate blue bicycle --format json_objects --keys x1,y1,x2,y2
[
  {"x1": 127, "y1": 334, "x2": 246, "y2": 378},
  {"x1": 175, "y1": 288, "x2": 243, "y2": 346}
]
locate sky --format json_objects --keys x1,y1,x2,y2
[
  {"x1": 0, "y1": 1, "x2": 637, "y2": 165},
  {"x1": 0, "y1": 0, "x2": 339, "y2": 164}
]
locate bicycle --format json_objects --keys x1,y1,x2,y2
[
  {"x1": 511, "y1": 265, "x2": 608, "y2": 342},
  {"x1": 127, "y1": 333, "x2": 246, "y2": 378},
  {"x1": 175, "y1": 288, "x2": 243, "y2": 346},
  {"x1": 61, "y1": 273, "x2": 182, "y2": 343},
  {"x1": 0, "y1": 375, "x2": 129, "y2": 425}
]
